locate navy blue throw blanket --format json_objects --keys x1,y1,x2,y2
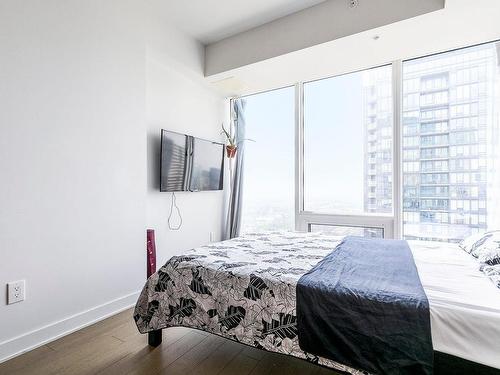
[{"x1": 296, "y1": 236, "x2": 433, "y2": 375}]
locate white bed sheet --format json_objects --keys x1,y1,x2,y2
[{"x1": 410, "y1": 240, "x2": 500, "y2": 369}]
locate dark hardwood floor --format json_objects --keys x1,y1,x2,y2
[{"x1": 0, "y1": 308, "x2": 340, "y2": 375}]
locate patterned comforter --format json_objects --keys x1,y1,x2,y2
[{"x1": 134, "y1": 231, "x2": 365, "y2": 374}]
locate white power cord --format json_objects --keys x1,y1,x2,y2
[{"x1": 168, "y1": 192, "x2": 182, "y2": 230}]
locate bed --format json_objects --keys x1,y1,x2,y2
[{"x1": 134, "y1": 231, "x2": 500, "y2": 374}]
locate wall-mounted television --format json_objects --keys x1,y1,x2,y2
[{"x1": 160, "y1": 129, "x2": 224, "y2": 192}]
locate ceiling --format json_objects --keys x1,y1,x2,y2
[
  {"x1": 207, "y1": 0, "x2": 500, "y2": 97},
  {"x1": 159, "y1": 0, "x2": 326, "y2": 44},
  {"x1": 204, "y1": 0, "x2": 445, "y2": 76}
]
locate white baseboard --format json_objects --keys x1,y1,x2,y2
[{"x1": 0, "y1": 290, "x2": 141, "y2": 364}]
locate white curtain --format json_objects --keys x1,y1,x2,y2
[{"x1": 224, "y1": 98, "x2": 246, "y2": 239}]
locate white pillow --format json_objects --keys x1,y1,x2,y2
[
  {"x1": 480, "y1": 264, "x2": 500, "y2": 289},
  {"x1": 459, "y1": 230, "x2": 500, "y2": 258},
  {"x1": 491, "y1": 274, "x2": 500, "y2": 289},
  {"x1": 459, "y1": 232, "x2": 488, "y2": 253}
]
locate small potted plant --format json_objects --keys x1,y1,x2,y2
[
  {"x1": 221, "y1": 124, "x2": 254, "y2": 159},
  {"x1": 221, "y1": 124, "x2": 238, "y2": 158}
]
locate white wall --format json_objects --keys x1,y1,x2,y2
[
  {"x1": 145, "y1": 4, "x2": 227, "y2": 266},
  {"x1": 0, "y1": 0, "x2": 225, "y2": 362}
]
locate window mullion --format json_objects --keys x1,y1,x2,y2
[
  {"x1": 295, "y1": 82, "x2": 305, "y2": 231},
  {"x1": 392, "y1": 60, "x2": 403, "y2": 239}
]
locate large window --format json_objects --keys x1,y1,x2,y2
[
  {"x1": 240, "y1": 87, "x2": 295, "y2": 233},
  {"x1": 303, "y1": 65, "x2": 393, "y2": 215},
  {"x1": 402, "y1": 42, "x2": 500, "y2": 242},
  {"x1": 238, "y1": 40, "x2": 500, "y2": 242}
]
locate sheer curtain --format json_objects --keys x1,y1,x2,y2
[{"x1": 224, "y1": 98, "x2": 246, "y2": 239}]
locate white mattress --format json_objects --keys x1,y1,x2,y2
[{"x1": 410, "y1": 240, "x2": 500, "y2": 369}]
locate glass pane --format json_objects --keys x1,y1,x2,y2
[
  {"x1": 402, "y1": 41, "x2": 500, "y2": 242},
  {"x1": 240, "y1": 87, "x2": 295, "y2": 233},
  {"x1": 309, "y1": 224, "x2": 383, "y2": 238},
  {"x1": 304, "y1": 65, "x2": 393, "y2": 214}
]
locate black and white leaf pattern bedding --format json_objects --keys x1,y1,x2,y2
[
  {"x1": 460, "y1": 231, "x2": 500, "y2": 288},
  {"x1": 134, "y1": 231, "x2": 367, "y2": 374},
  {"x1": 480, "y1": 264, "x2": 500, "y2": 289}
]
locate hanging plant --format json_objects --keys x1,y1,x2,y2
[
  {"x1": 221, "y1": 124, "x2": 237, "y2": 158},
  {"x1": 221, "y1": 124, "x2": 254, "y2": 159}
]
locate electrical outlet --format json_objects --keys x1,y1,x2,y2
[
  {"x1": 7, "y1": 280, "x2": 25, "y2": 304},
  {"x1": 209, "y1": 231, "x2": 215, "y2": 242}
]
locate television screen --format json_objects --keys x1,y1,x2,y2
[{"x1": 160, "y1": 129, "x2": 224, "y2": 192}]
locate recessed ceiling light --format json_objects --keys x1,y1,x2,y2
[{"x1": 349, "y1": 0, "x2": 359, "y2": 8}]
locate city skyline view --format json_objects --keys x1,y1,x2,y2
[
  {"x1": 400, "y1": 42, "x2": 500, "y2": 241},
  {"x1": 239, "y1": 41, "x2": 500, "y2": 242}
]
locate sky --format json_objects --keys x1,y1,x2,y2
[
  {"x1": 303, "y1": 73, "x2": 364, "y2": 212},
  {"x1": 242, "y1": 87, "x2": 295, "y2": 204},
  {"x1": 241, "y1": 72, "x2": 365, "y2": 214}
]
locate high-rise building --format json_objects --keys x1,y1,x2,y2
[
  {"x1": 363, "y1": 66, "x2": 393, "y2": 216},
  {"x1": 364, "y1": 42, "x2": 500, "y2": 242}
]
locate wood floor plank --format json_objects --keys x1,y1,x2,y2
[
  {"x1": 0, "y1": 345, "x2": 55, "y2": 374},
  {"x1": 96, "y1": 336, "x2": 164, "y2": 375},
  {"x1": 108, "y1": 319, "x2": 142, "y2": 343},
  {"x1": 47, "y1": 309, "x2": 132, "y2": 352},
  {"x1": 63, "y1": 332, "x2": 146, "y2": 375},
  {"x1": 218, "y1": 350, "x2": 259, "y2": 375},
  {"x1": 289, "y1": 358, "x2": 324, "y2": 375},
  {"x1": 316, "y1": 366, "x2": 343, "y2": 375},
  {"x1": 125, "y1": 329, "x2": 207, "y2": 375},
  {"x1": 158, "y1": 334, "x2": 226, "y2": 375},
  {"x1": 241, "y1": 345, "x2": 266, "y2": 361},
  {"x1": 97, "y1": 327, "x2": 191, "y2": 375},
  {"x1": 188, "y1": 338, "x2": 244, "y2": 375},
  {"x1": 10, "y1": 334, "x2": 123, "y2": 375},
  {"x1": 249, "y1": 352, "x2": 287, "y2": 375}
]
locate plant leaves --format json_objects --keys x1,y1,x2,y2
[
  {"x1": 222, "y1": 262, "x2": 256, "y2": 269},
  {"x1": 262, "y1": 313, "x2": 298, "y2": 340},
  {"x1": 219, "y1": 306, "x2": 246, "y2": 330},
  {"x1": 243, "y1": 274, "x2": 268, "y2": 300},
  {"x1": 170, "y1": 255, "x2": 196, "y2": 267},
  {"x1": 155, "y1": 270, "x2": 175, "y2": 292},
  {"x1": 189, "y1": 268, "x2": 212, "y2": 295},
  {"x1": 207, "y1": 309, "x2": 218, "y2": 318},
  {"x1": 168, "y1": 298, "x2": 196, "y2": 320},
  {"x1": 143, "y1": 300, "x2": 159, "y2": 324},
  {"x1": 305, "y1": 354, "x2": 319, "y2": 364},
  {"x1": 221, "y1": 124, "x2": 235, "y2": 146}
]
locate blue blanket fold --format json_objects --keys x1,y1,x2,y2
[{"x1": 296, "y1": 236, "x2": 433, "y2": 375}]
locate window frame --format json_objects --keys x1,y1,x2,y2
[
  {"x1": 294, "y1": 61, "x2": 402, "y2": 239},
  {"x1": 233, "y1": 39, "x2": 499, "y2": 240}
]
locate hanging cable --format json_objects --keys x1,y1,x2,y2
[{"x1": 168, "y1": 192, "x2": 182, "y2": 230}]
